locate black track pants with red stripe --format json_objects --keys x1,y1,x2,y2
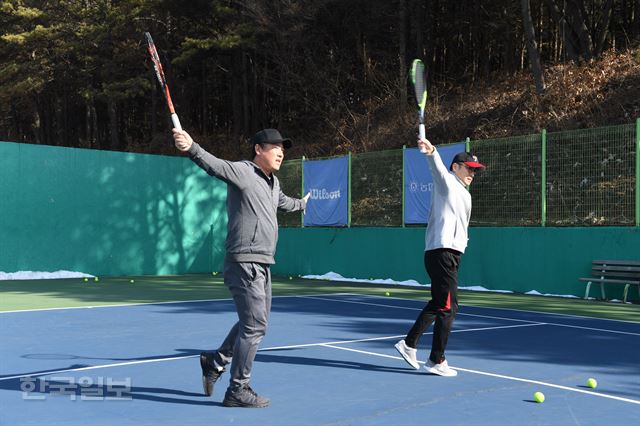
[{"x1": 404, "y1": 248, "x2": 461, "y2": 364}]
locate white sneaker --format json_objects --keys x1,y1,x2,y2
[
  {"x1": 394, "y1": 340, "x2": 420, "y2": 370},
  {"x1": 425, "y1": 359, "x2": 458, "y2": 377}
]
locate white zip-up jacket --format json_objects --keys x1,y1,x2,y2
[{"x1": 424, "y1": 148, "x2": 472, "y2": 254}]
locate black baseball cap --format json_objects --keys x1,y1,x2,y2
[
  {"x1": 451, "y1": 152, "x2": 486, "y2": 169},
  {"x1": 250, "y1": 128, "x2": 292, "y2": 149}
]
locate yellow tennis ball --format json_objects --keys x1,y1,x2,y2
[
  {"x1": 130, "y1": 279, "x2": 135, "y2": 283},
  {"x1": 385, "y1": 291, "x2": 390, "y2": 296},
  {"x1": 83, "y1": 278, "x2": 88, "y2": 282},
  {"x1": 533, "y1": 391, "x2": 545, "y2": 403},
  {"x1": 94, "y1": 277, "x2": 99, "y2": 282},
  {"x1": 587, "y1": 378, "x2": 597, "y2": 389}
]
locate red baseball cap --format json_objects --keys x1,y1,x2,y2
[{"x1": 451, "y1": 152, "x2": 485, "y2": 169}]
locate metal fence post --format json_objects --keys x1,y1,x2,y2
[
  {"x1": 402, "y1": 145, "x2": 406, "y2": 227},
  {"x1": 636, "y1": 118, "x2": 640, "y2": 227},
  {"x1": 348, "y1": 151, "x2": 352, "y2": 227},
  {"x1": 210, "y1": 224, "x2": 215, "y2": 272},
  {"x1": 301, "y1": 156, "x2": 305, "y2": 228},
  {"x1": 541, "y1": 129, "x2": 547, "y2": 227}
]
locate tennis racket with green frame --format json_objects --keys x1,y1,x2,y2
[{"x1": 410, "y1": 59, "x2": 428, "y2": 152}]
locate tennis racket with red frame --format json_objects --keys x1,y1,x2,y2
[{"x1": 145, "y1": 32, "x2": 182, "y2": 131}]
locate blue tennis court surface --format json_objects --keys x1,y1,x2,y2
[{"x1": 1, "y1": 294, "x2": 638, "y2": 425}]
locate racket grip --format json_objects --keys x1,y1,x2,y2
[
  {"x1": 171, "y1": 113, "x2": 182, "y2": 132},
  {"x1": 418, "y1": 124, "x2": 427, "y2": 153}
]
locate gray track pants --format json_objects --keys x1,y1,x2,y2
[{"x1": 215, "y1": 261, "x2": 272, "y2": 389}]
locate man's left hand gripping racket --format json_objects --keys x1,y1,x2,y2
[
  {"x1": 145, "y1": 32, "x2": 182, "y2": 131},
  {"x1": 410, "y1": 59, "x2": 428, "y2": 153}
]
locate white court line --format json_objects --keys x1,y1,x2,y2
[
  {"x1": 298, "y1": 295, "x2": 640, "y2": 336},
  {"x1": 544, "y1": 322, "x2": 640, "y2": 336},
  {"x1": 0, "y1": 323, "x2": 544, "y2": 381},
  {"x1": 322, "y1": 344, "x2": 640, "y2": 406},
  {"x1": 0, "y1": 299, "x2": 232, "y2": 314},
  {"x1": 298, "y1": 295, "x2": 543, "y2": 323},
  {"x1": 358, "y1": 293, "x2": 640, "y2": 325},
  {"x1": 0, "y1": 293, "x2": 355, "y2": 314},
  {"x1": 262, "y1": 323, "x2": 544, "y2": 351},
  {"x1": 6, "y1": 292, "x2": 640, "y2": 334},
  {"x1": 262, "y1": 335, "x2": 406, "y2": 351}
]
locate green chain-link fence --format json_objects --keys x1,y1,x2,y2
[
  {"x1": 470, "y1": 133, "x2": 542, "y2": 226},
  {"x1": 278, "y1": 121, "x2": 640, "y2": 227},
  {"x1": 545, "y1": 124, "x2": 636, "y2": 226},
  {"x1": 350, "y1": 149, "x2": 404, "y2": 226},
  {"x1": 277, "y1": 158, "x2": 303, "y2": 227}
]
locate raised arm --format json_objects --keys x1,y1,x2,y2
[
  {"x1": 173, "y1": 129, "x2": 246, "y2": 187},
  {"x1": 418, "y1": 137, "x2": 449, "y2": 190}
]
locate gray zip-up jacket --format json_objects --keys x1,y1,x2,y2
[
  {"x1": 188, "y1": 142, "x2": 306, "y2": 264},
  {"x1": 424, "y1": 148, "x2": 472, "y2": 254}
]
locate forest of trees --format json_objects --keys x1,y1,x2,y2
[{"x1": 1, "y1": 0, "x2": 639, "y2": 158}]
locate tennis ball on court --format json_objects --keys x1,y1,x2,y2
[
  {"x1": 289, "y1": 276, "x2": 292, "y2": 280},
  {"x1": 83, "y1": 278, "x2": 88, "y2": 282},
  {"x1": 385, "y1": 291, "x2": 390, "y2": 296},
  {"x1": 533, "y1": 391, "x2": 545, "y2": 403},
  {"x1": 94, "y1": 277, "x2": 99, "y2": 282},
  {"x1": 586, "y1": 378, "x2": 597, "y2": 389},
  {"x1": 130, "y1": 279, "x2": 135, "y2": 283}
]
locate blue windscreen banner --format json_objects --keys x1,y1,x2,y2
[
  {"x1": 303, "y1": 155, "x2": 349, "y2": 227},
  {"x1": 403, "y1": 143, "x2": 465, "y2": 224}
]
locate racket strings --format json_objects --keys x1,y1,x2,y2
[{"x1": 411, "y1": 60, "x2": 427, "y2": 110}]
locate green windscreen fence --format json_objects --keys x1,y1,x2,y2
[
  {"x1": 2, "y1": 121, "x2": 638, "y2": 278},
  {"x1": 0, "y1": 142, "x2": 228, "y2": 276}
]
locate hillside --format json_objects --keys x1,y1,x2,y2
[{"x1": 301, "y1": 48, "x2": 640, "y2": 158}]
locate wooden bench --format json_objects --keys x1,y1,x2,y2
[{"x1": 579, "y1": 260, "x2": 640, "y2": 303}]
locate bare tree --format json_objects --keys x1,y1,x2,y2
[
  {"x1": 593, "y1": 0, "x2": 614, "y2": 56},
  {"x1": 521, "y1": 0, "x2": 545, "y2": 94},
  {"x1": 399, "y1": 0, "x2": 407, "y2": 109},
  {"x1": 546, "y1": 0, "x2": 579, "y2": 61}
]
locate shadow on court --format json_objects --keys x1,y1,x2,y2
[
  {"x1": 0, "y1": 377, "x2": 222, "y2": 406},
  {"x1": 256, "y1": 351, "x2": 413, "y2": 375},
  {"x1": 1, "y1": 348, "x2": 201, "y2": 381}
]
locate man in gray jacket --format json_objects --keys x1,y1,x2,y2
[
  {"x1": 394, "y1": 137, "x2": 485, "y2": 377},
  {"x1": 173, "y1": 128, "x2": 309, "y2": 407}
]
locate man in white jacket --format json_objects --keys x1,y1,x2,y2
[{"x1": 395, "y1": 137, "x2": 485, "y2": 377}]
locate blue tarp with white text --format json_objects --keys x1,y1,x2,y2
[
  {"x1": 303, "y1": 156, "x2": 349, "y2": 227},
  {"x1": 403, "y1": 143, "x2": 465, "y2": 224}
]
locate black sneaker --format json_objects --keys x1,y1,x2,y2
[
  {"x1": 200, "y1": 352, "x2": 224, "y2": 396},
  {"x1": 222, "y1": 385, "x2": 270, "y2": 408}
]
